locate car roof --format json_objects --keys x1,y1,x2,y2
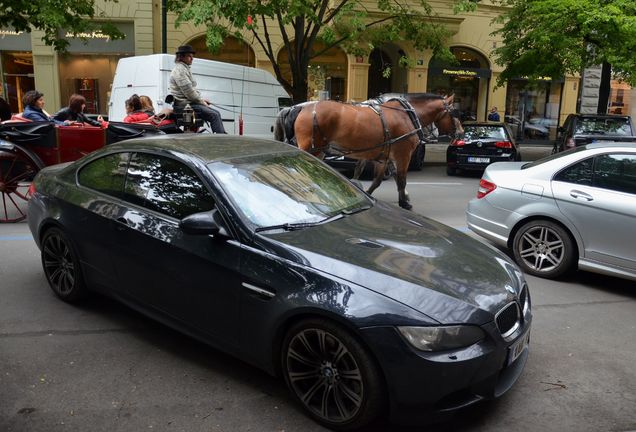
[
  {"x1": 580, "y1": 142, "x2": 636, "y2": 150},
  {"x1": 572, "y1": 113, "x2": 632, "y2": 120},
  {"x1": 105, "y1": 134, "x2": 298, "y2": 163}
]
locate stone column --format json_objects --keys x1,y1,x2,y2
[
  {"x1": 347, "y1": 58, "x2": 369, "y2": 102},
  {"x1": 407, "y1": 66, "x2": 428, "y2": 93},
  {"x1": 31, "y1": 32, "x2": 62, "y2": 111},
  {"x1": 579, "y1": 65, "x2": 602, "y2": 114}
]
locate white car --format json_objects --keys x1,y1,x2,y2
[{"x1": 467, "y1": 143, "x2": 636, "y2": 280}]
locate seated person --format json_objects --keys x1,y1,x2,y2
[
  {"x1": 53, "y1": 94, "x2": 105, "y2": 127},
  {"x1": 22, "y1": 90, "x2": 67, "y2": 125},
  {"x1": 123, "y1": 94, "x2": 151, "y2": 123},
  {"x1": 139, "y1": 95, "x2": 155, "y2": 116}
]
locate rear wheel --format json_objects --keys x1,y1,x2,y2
[
  {"x1": 408, "y1": 143, "x2": 425, "y2": 171},
  {"x1": 446, "y1": 165, "x2": 457, "y2": 176},
  {"x1": 512, "y1": 220, "x2": 576, "y2": 278},
  {"x1": 0, "y1": 149, "x2": 39, "y2": 223},
  {"x1": 41, "y1": 228, "x2": 87, "y2": 302},
  {"x1": 282, "y1": 319, "x2": 385, "y2": 430}
]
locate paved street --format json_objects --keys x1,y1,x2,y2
[{"x1": 1, "y1": 161, "x2": 635, "y2": 432}]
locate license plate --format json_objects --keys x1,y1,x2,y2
[
  {"x1": 507, "y1": 327, "x2": 530, "y2": 365},
  {"x1": 467, "y1": 157, "x2": 490, "y2": 163}
]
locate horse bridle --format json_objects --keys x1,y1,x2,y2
[{"x1": 433, "y1": 99, "x2": 462, "y2": 139}]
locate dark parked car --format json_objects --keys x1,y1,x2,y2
[
  {"x1": 553, "y1": 114, "x2": 636, "y2": 153},
  {"x1": 324, "y1": 139, "x2": 426, "y2": 178},
  {"x1": 27, "y1": 135, "x2": 531, "y2": 430},
  {"x1": 446, "y1": 121, "x2": 520, "y2": 175}
]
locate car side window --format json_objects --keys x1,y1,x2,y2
[
  {"x1": 554, "y1": 157, "x2": 594, "y2": 186},
  {"x1": 124, "y1": 152, "x2": 215, "y2": 219},
  {"x1": 78, "y1": 152, "x2": 130, "y2": 197},
  {"x1": 593, "y1": 154, "x2": 636, "y2": 195}
]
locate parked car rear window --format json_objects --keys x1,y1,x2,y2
[
  {"x1": 464, "y1": 126, "x2": 507, "y2": 140},
  {"x1": 78, "y1": 152, "x2": 130, "y2": 197},
  {"x1": 575, "y1": 118, "x2": 632, "y2": 136}
]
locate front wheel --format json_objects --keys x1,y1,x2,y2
[
  {"x1": 41, "y1": 228, "x2": 87, "y2": 302},
  {"x1": 512, "y1": 220, "x2": 576, "y2": 278},
  {"x1": 282, "y1": 319, "x2": 385, "y2": 430}
]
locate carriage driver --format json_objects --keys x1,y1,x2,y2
[{"x1": 169, "y1": 45, "x2": 227, "y2": 134}]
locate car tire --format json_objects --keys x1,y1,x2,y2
[
  {"x1": 446, "y1": 166, "x2": 457, "y2": 176},
  {"x1": 512, "y1": 220, "x2": 576, "y2": 279},
  {"x1": 409, "y1": 143, "x2": 425, "y2": 171},
  {"x1": 41, "y1": 227, "x2": 87, "y2": 303},
  {"x1": 281, "y1": 318, "x2": 385, "y2": 431}
]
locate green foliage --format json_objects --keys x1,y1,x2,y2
[
  {"x1": 0, "y1": 0, "x2": 124, "y2": 51},
  {"x1": 168, "y1": 0, "x2": 472, "y2": 101},
  {"x1": 492, "y1": 0, "x2": 636, "y2": 86}
]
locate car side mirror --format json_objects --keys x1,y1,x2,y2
[{"x1": 179, "y1": 210, "x2": 220, "y2": 235}]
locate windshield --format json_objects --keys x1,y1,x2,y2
[
  {"x1": 575, "y1": 118, "x2": 632, "y2": 136},
  {"x1": 208, "y1": 151, "x2": 372, "y2": 229},
  {"x1": 464, "y1": 126, "x2": 507, "y2": 140}
]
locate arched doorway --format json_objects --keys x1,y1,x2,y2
[
  {"x1": 367, "y1": 44, "x2": 408, "y2": 98},
  {"x1": 427, "y1": 47, "x2": 491, "y2": 121},
  {"x1": 276, "y1": 42, "x2": 348, "y2": 101},
  {"x1": 188, "y1": 36, "x2": 256, "y2": 67}
]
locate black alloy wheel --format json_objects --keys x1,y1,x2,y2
[
  {"x1": 41, "y1": 228, "x2": 87, "y2": 302},
  {"x1": 282, "y1": 319, "x2": 384, "y2": 430},
  {"x1": 512, "y1": 220, "x2": 576, "y2": 279}
]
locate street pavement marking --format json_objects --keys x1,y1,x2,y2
[
  {"x1": 0, "y1": 235, "x2": 32, "y2": 241},
  {"x1": 407, "y1": 182, "x2": 464, "y2": 185}
]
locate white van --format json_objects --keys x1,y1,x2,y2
[{"x1": 108, "y1": 54, "x2": 292, "y2": 138}]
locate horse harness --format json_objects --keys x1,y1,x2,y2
[{"x1": 308, "y1": 96, "x2": 430, "y2": 159}]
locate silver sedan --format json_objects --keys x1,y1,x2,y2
[{"x1": 466, "y1": 143, "x2": 636, "y2": 280}]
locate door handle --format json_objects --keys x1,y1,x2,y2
[{"x1": 570, "y1": 190, "x2": 593, "y2": 201}]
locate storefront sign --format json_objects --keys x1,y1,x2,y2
[
  {"x1": 0, "y1": 28, "x2": 32, "y2": 51},
  {"x1": 429, "y1": 66, "x2": 491, "y2": 79},
  {"x1": 59, "y1": 22, "x2": 134, "y2": 53}
]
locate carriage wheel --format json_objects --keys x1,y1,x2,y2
[{"x1": 0, "y1": 149, "x2": 39, "y2": 223}]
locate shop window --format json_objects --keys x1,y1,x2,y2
[
  {"x1": 505, "y1": 79, "x2": 562, "y2": 142},
  {"x1": 609, "y1": 80, "x2": 631, "y2": 115},
  {"x1": 277, "y1": 41, "x2": 347, "y2": 101},
  {"x1": 1, "y1": 51, "x2": 34, "y2": 113}
]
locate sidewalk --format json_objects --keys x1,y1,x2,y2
[{"x1": 424, "y1": 142, "x2": 553, "y2": 165}]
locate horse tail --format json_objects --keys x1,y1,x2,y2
[{"x1": 274, "y1": 107, "x2": 291, "y2": 142}]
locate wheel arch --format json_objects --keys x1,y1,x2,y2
[
  {"x1": 507, "y1": 215, "x2": 581, "y2": 263},
  {"x1": 270, "y1": 309, "x2": 390, "y2": 390}
]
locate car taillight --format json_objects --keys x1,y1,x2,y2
[
  {"x1": 477, "y1": 179, "x2": 496, "y2": 198},
  {"x1": 27, "y1": 183, "x2": 36, "y2": 199},
  {"x1": 495, "y1": 141, "x2": 512, "y2": 148},
  {"x1": 451, "y1": 139, "x2": 465, "y2": 147}
]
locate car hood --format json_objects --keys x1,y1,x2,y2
[{"x1": 262, "y1": 201, "x2": 523, "y2": 324}]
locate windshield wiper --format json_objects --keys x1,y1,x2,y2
[
  {"x1": 255, "y1": 221, "x2": 322, "y2": 233},
  {"x1": 341, "y1": 204, "x2": 372, "y2": 215}
]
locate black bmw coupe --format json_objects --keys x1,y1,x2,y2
[{"x1": 27, "y1": 134, "x2": 531, "y2": 430}]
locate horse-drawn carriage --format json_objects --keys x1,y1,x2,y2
[{"x1": 0, "y1": 117, "x2": 167, "y2": 222}]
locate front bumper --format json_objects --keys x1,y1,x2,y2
[{"x1": 360, "y1": 316, "x2": 531, "y2": 425}]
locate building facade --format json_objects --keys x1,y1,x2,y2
[{"x1": 3, "y1": 0, "x2": 634, "y2": 138}]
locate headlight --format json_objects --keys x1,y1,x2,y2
[{"x1": 398, "y1": 325, "x2": 485, "y2": 352}]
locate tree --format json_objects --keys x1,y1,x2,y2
[
  {"x1": 491, "y1": 0, "x2": 636, "y2": 87},
  {"x1": 168, "y1": 0, "x2": 478, "y2": 102},
  {"x1": 0, "y1": 0, "x2": 123, "y2": 51}
]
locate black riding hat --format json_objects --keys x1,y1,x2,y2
[{"x1": 176, "y1": 45, "x2": 196, "y2": 55}]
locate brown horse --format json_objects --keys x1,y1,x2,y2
[{"x1": 275, "y1": 93, "x2": 462, "y2": 209}]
